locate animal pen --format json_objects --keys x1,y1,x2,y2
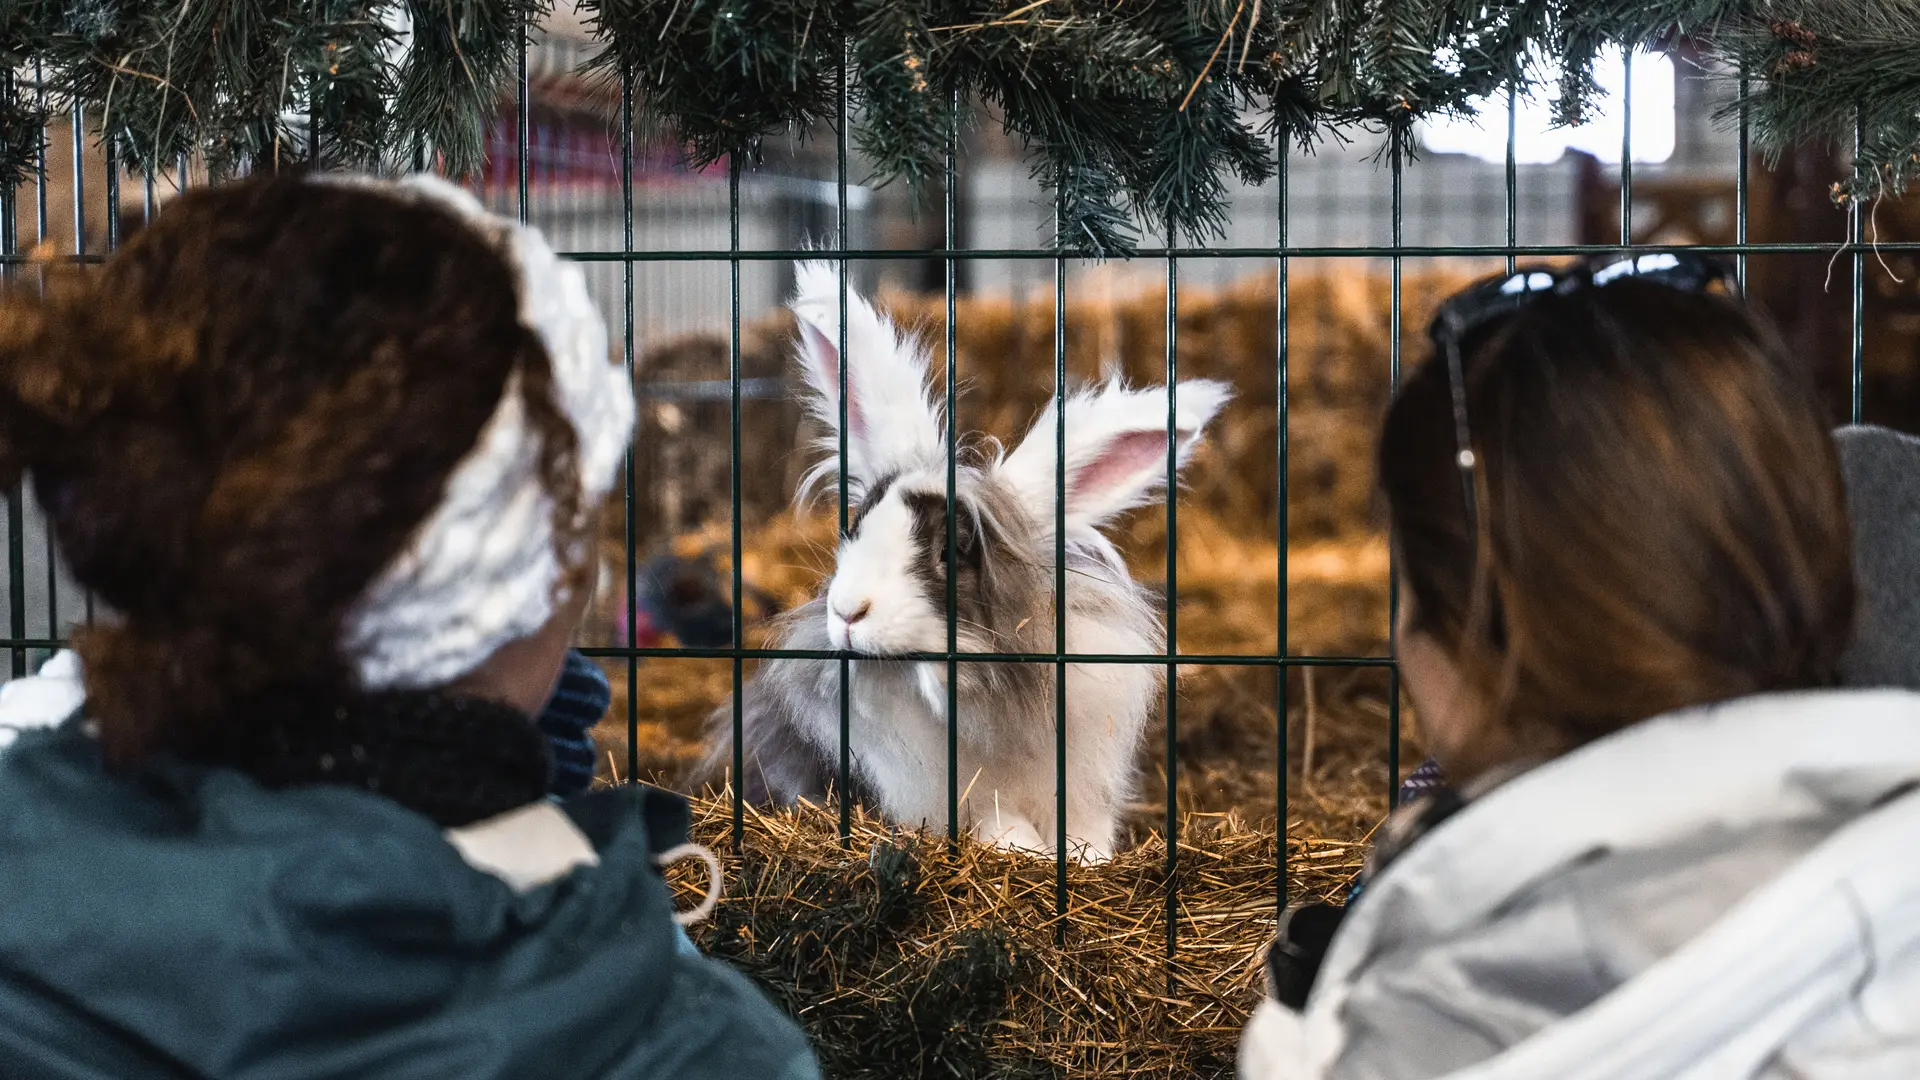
[{"x1": 8, "y1": 6, "x2": 1920, "y2": 1077}]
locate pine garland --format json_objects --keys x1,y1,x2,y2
[
  {"x1": 4, "y1": 0, "x2": 1919, "y2": 252},
  {"x1": 1722, "y1": 2, "x2": 1920, "y2": 211},
  {"x1": 397, "y1": 0, "x2": 553, "y2": 174}
]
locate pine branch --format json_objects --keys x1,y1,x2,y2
[
  {"x1": 14, "y1": 0, "x2": 1920, "y2": 245},
  {"x1": 18, "y1": 0, "x2": 400, "y2": 179},
  {"x1": 398, "y1": 0, "x2": 549, "y2": 176},
  {"x1": 850, "y1": 0, "x2": 945, "y2": 197},
  {"x1": 1720, "y1": 0, "x2": 1920, "y2": 201},
  {"x1": 580, "y1": 0, "x2": 842, "y2": 169},
  {"x1": 1, "y1": 3, "x2": 62, "y2": 185},
  {"x1": 297, "y1": 2, "x2": 398, "y2": 171}
]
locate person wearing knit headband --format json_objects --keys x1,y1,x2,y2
[{"x1": 0, "y1": 172, "x2": 819, "y2": 1079}]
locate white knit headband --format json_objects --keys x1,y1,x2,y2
[{"x1": 318, "y1": 173, "x2": 635, "y2": 691}]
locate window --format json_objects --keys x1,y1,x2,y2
[{"x1": 1417, "y1": 46, "x2": 1676, "y2": 165}]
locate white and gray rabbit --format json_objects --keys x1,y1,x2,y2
[{"x1": 704, "y1": 263, "x2": 1228, "y2": 863}]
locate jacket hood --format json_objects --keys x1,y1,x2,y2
[
  {"x1": 1837, "y1": 423, "x2": 1920, "y2": 690},
  {"x1": 0, "y1": 720, "x2": 817, "y2": 1080},
  {"x1": 1242, "y1": 688, "x2": 1920, "y2": 1080}
]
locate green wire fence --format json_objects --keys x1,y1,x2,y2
[{"x1": 0, "y1": 38, "x2": 1897, "y2": 974}]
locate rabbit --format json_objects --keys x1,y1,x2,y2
[{"x1": 702, "y1": 262, "x2": 1229, "y2": 863}]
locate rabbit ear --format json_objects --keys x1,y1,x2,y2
[
  {"x1": 997, "y1": 379, "x2": 1232, "y2": 536},
  {"x1": 790, "y1": 262, "x2": 944, "y2": 493}
]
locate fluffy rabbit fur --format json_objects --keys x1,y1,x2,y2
[{"x1": 703, "y1": 263, "x2": 1228, "y2": 862}]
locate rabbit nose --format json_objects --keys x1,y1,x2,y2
[{"x1": 836, "y1": 600, "x2": 873, "y2": 626}]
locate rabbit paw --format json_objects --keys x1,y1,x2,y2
[
  {"x1": 974, "y1": 814, "x2": 1047, "y2": 855},
  {"x1": 1069, "y1": 839, "x2": 1115, "y2": 866}
]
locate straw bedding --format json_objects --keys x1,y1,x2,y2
[{"x1": 666, "y1": 799, "x2": 1361, "y2": 1079}]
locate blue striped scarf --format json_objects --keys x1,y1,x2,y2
[{"x1": 534, "y1": 650, "x2": 609, "y2": 798}]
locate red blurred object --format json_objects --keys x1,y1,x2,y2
[{"x1": 620, "y1": 607, "x2": 668, "y2": 650}]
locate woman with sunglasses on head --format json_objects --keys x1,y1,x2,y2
[
  {"x1": 1240, "y1": 254, "x2": 1920, "y2": 1079},
  {"x1": 0, "y1": 172, "x2": 819, "y2": 1079}
]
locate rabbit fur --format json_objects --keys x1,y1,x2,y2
[{"x1": 703, "y1": 263, "x2": 1229, "y2": 863}]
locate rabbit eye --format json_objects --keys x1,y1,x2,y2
[
  {"x1": 902, "y1": 491, "x2": 983, "y2": 573},
  {"x1": 952, "y1": 510, "x2": 987, "y2": 568}
]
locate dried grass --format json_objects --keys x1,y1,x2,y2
[
  {"x1": 627, "y1": 265, "x2": 1491, "y2": 555},
  {"x1": 662, "y1": 795, "x2": 1366, "y2": 1079}
]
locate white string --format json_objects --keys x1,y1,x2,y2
[
  {"x1": 1824, "y1": 198, "x2": 1855, "y2": 294},
  {"x1": 654, "y1": 842, "x2": 724, "y2": 927},
  {"x1": 1870, "y1": 191, "x2": 1906, "y2": 284}
]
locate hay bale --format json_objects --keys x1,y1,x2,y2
[
  {"x1": 622, "y1": 265, "x2": 1489, "y2": 555},
  {"x1": 626, "y1": 315, "x2": 805, "y2": 545},
  {"x1": 882, "y1": 266, "x2": 1483, "y2": 544}
]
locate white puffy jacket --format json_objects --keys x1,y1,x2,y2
[
  {"x1": 0, "y1": 650, "x2": 83, "y2": 752},
  {"x1": 1239, "y1": 689, "x2": 1920, "y2": 1080}
]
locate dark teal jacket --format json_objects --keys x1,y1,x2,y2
[{"x1": 0, "y1": 721, "x2": 820, "y2": 1080}]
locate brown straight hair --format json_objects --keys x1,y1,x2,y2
[{"x1": 1380, "y1": 277, "x2": 1855, "y2": 753}]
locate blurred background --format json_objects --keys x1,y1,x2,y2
[{"x1": 8, "y1": 11, "x2": 1919, "y2": 846}]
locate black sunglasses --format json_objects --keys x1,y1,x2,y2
[{"x1": 1426, "y1": 251, "x2": 1740, "y2": 532}]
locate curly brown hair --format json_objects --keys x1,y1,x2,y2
[{"x1": 0, "y1": 173, "x2": 584, "y2": 768}]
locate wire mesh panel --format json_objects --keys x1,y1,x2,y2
[
  {"x1": 3, "y1": 24, "x2": 1916, "y2": 1070},
  {"x1": 532, "y1": 36, "x2": 1886, "y2": 972}
]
